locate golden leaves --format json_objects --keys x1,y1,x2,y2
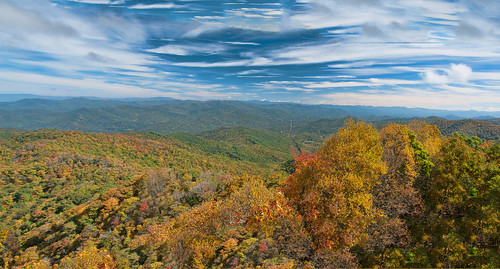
[{"x1": 285, "y1": 120, "x2": 385, "y2": 250}]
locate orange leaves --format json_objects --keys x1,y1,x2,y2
[
  {"x1": 292, "y1": 153, "x2": 316, "y2": 171},
  {"x1": 101, "y1": 198, "x2": 120, "y2": 213},
  {"x1": 312, "y1": 208, "x2": 319, "y2": 220},
  {"x1": 249, "y1": 197, "x2": 294, "y2": 225}
]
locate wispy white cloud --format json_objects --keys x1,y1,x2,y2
[
  {"x1": 256, "y1": 81, "x2": 318, "y2": 92},
  {"x1": 286, "y1": 0, "x2": 439, "y2": 34},
  {"x1": 235, "y1": 69, "x2": 271, "y2": 76},
  {"x1": 305, "y1": 81, "x2": 373, "y2": 88},
  {"x1": 0, "y1": 71, "x2": 170, "y2": 98},
  {"x1": 227, "y1": 8, "x2": 283, "y2": 19},
  {"x1": 129, "y1": 3, "x2": 180, "y2": 9},
  {"x1": 257, "y1": 78, "x2": 419, "y2": 92},
  {"x1": 0, "y1": 0, "x2": 165, "y2": 90},
  {"x1": 310, "y1": 78, "x2": 418, "y2": 88},
  {"x1": 0, "y1": 69, "x2": 241, "y2": 100},
  {"x1": 174, "y1": 60, "x2": 251, "y2": 68},
  {"x1": 471, "y1": 72, "x2": 500, "y2": 81},
  {"x1": 222, "y1": 41, "x2": 260, "y2": 46},
  {"x1": 68, "y1": 0, "x2": 113, "y2": 4},
  {"x1": 0, "y1": 1, "x2": 77, "y2": 39},
  {"x1": 146, "y1": 44, "x2": 226, "y2": 56},
  {"x1": 319, "y1": 87, "x2": 500, "y2": 111},
  {"x1": 422, "y1": 63, "x2": 473, "y2": 84},
  {"x1": 171, "y1": 41, "x2": 500, "y2": 69},
  {"x1": 273, "y1": 42, "x2": 500, "y2": 65},
  {"x1": 181, "y1": 23, "x2": 226, "y2": 38}
]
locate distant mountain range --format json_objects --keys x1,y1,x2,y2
[
  {"x1": 298, "y1": 117, "x2": 500, "y2": 141},
  {"x1": 0, "y1": 96, "x2": 498, "y2": 140}
]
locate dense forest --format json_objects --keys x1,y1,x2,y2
[
  {"x1": 0, "y1": 98, "x2": 499, "y2": 141},
  {"x1": 0, "y1": 119, "x2": 499, "y2": 268}
]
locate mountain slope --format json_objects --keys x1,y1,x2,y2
[
  {"x1": 1, "y1": 98, "x2": 500, "y2": 135},
  {"x1": 297, "y1": 117, "x2": 500, "y2": 141},
  {"x1": 1, "y1": 122, "x2": 500, "y2": 268},
  {"x1": 0, "y1": 101, "x2": 312, "y2": 133},
  {"x1": 433, "y1": 119, "x2": 500, "y2": 140}
]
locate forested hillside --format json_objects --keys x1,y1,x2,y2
[
  {"x1": 433, "y1": 119, "x2": 500, "y2": 140},
  {"x1": 1, "y1": 98, "x2": 499, "y2": 140},
  {"x1": 1, "y1": 120, "x2": 499, "y2": 268}
]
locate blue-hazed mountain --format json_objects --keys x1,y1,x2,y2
[
  {"x1": 296, "y1": 117, "x2": 500, "y2": 141},
  {"x1": 0, "y1": 96, "x2": 499, "y2": 138}
]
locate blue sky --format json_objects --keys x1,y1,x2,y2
[{"x1": 1, "y1": 0, "x2": 500, "y2": 110}]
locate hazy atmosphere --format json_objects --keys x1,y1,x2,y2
[{"x1": 1, "y1": 0, "x2": 500, "y2": 110}]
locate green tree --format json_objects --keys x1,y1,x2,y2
[{"x1": 424, "y1": 135, "x2": 487, "y2": 267}]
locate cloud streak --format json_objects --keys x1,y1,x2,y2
[
  {"x1": 0, "y1": 0, "x2": 499, "y2": 110},
  {"x1": 129, "y1": 3, "x2": 180, "y2": 9}
]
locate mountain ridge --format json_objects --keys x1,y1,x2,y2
[
  {"x1": 0, "y1": 97, "x2": 499, "y2": 139},
  {"x1": 1, "y1": 96, "x2": 499, "y2": 118}
]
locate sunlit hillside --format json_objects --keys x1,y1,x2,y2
[{"x1": 1, "y1": 120, "x2": 499, "y2": 268}]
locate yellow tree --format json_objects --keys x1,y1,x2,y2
[
  {"x1": 407, "y1": 120, "x2": 442, "y2": 158},
  {"x1": 375, "y1": 123, "x2": 422, "y2": 218},
  {"x1": 132, "y1": 175, "x2": 297, "y2": 268},
  {"x1": 285, "y1": 120, "x2": 386, "y2": 251},
  {"x1": 362, "y1": 123, "x2": 426, "y2": 267},
  {"x1": 57, "y1": 245, "x2": 118, "y2": 269}
]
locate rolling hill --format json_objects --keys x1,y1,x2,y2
[
  {"x1": 432, "y1": 118, "x2": 500, "y2": 140},
  {"x1": 1, "y1": 121, "x2": 499, "y2": 268},
  {"x1": 1, "y1": 97, "x2": 500, "y2": 136}
]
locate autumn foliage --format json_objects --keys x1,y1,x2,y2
[
  {"x1": 284, "y1": 120, "x2": 385, "y2": 252},
  {"x1": 0, "y1": 120, "x2": 499, "y2": 268}
]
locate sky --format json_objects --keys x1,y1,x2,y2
[{"x1": 1, "y1": 0, "x2": 500, "y2": 110}]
